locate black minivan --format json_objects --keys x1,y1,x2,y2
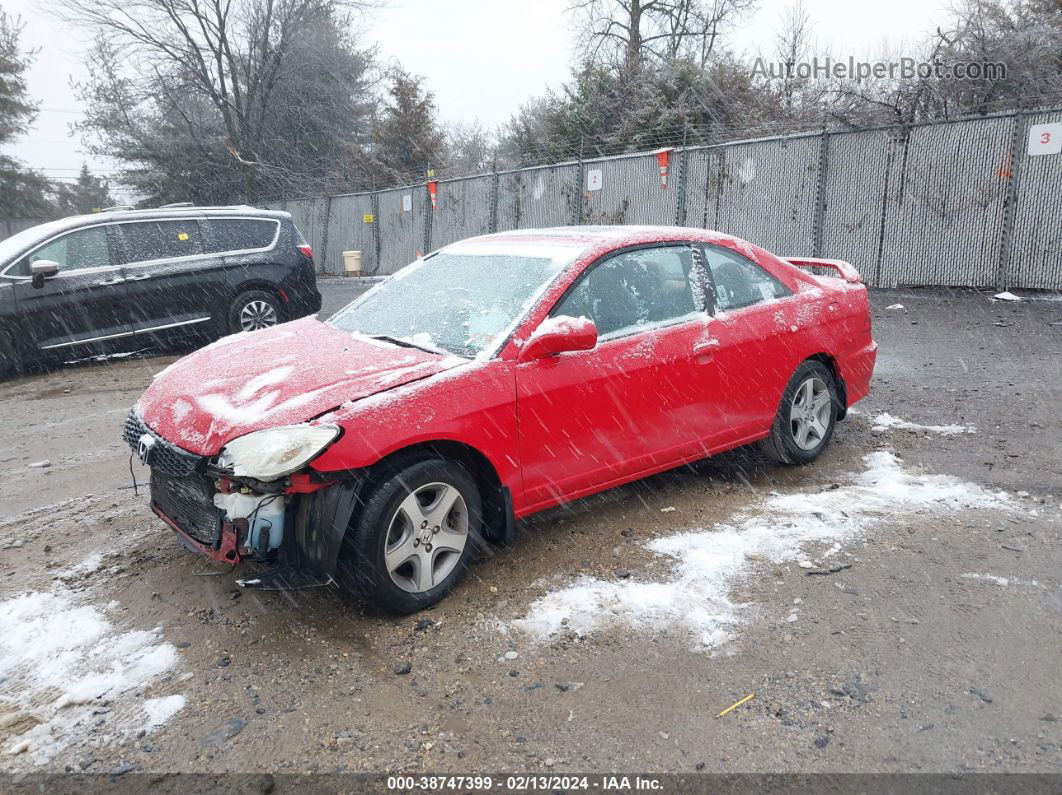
[{"x1": 0, "y1": 205, "x2": 321, "y2": 376}]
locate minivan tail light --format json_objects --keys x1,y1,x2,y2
[{"x1": 294, "y1": 227, "x2": 313, "y2": 259}]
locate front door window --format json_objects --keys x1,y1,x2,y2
[{"x1": 24, "y1": 226, "x2": 112, "y2": 275}]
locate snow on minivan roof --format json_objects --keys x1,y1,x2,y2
[{"x1": 0, "y1": 207, "x2": 288, "y2": 268}]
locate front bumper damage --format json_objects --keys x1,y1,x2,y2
[{"x1": 124, "y1": 410, "x2": 364, "y2": 591}]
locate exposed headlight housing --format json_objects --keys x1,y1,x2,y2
[{"x1": 217, "y1": 424, "x2": 340, "y2": 481}]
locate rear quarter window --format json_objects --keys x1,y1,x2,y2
[
  {"x1": 203, "y1": 219, "x2": 279, "y2": 254},
  {"x1": 704, "y1": 245, "x2": 791, "y2": 312}
]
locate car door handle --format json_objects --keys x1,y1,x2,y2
[
  {"x1": 126, "y1": 274, "x2": 151, "y2": 281},
  {"x1": 694, "y1": 339, "x2": 720, "y2": 363},
  {"x1": 97, "y1": 277, "x2": 126, "y2": 286}
]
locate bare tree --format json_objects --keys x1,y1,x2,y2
[
  {"x1": 57, "y1": 0, "x2": 377, "y2": 202},
  {"x1": 770, "y1": 1, "x2": 824, "y2": 119},
  {"x1": 444, "y1": 121, "x2": 496, "y2": 176},
  {"x1": 568, "y1": 0, "x2": 757, "y2": 74},
  {"x1": 825, "y1": 0, "x2": 1062, "y2": 127},
  {"x1": 925, "y1": 0, "x2": 1062, "y2": 113}
]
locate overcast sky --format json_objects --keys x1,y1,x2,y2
[{"x1": 2, "y1": 0, "x2": 950, "y2": 188}]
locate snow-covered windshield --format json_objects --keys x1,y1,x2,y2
[{"x1": 329, "y1": 242, "x2": 583, "y2": 357}]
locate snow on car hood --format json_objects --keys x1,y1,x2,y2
[{"x1": 137, "y1": 317, "x2": 466, "y2": 455}]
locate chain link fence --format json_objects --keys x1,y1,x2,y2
[{"x1": 265, "y1": 108, "x2": 1062, "y2": 289}]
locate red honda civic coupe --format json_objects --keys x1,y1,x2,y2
[{"x1": 125, "y1": 226, "x2": 876, "y2": 612}]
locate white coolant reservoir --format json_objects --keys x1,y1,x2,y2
[{"x1": 213, "y1": 492, "x2": 286, "y2": 552}]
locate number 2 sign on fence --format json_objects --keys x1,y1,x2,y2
[{"x1": 1028, "y1": 123, "x2": 1062, "y2": 156}]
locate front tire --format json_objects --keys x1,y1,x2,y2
[
  {"x1": 339, "y1": 458, "x2": 482, "y2": 613},
  {"x1": 228, "y1": 290, "x2": 282, "y2": 334},
  {"x1": 759, "y1": 360, "x2": 840, "y2": 465}
]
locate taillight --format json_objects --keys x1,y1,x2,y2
[{"x1": 294, "y1": 227, "x2": 313, "y2": 259}]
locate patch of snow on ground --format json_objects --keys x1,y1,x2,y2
[
  {"x1": 513, "y1": 452, "x2": 1009, "y2": 651},
  {"x1": 63, "y1": 350, "x2": 148, "y2": 365},
  {"x1": 961, "y1": 572, "x2": 1039, "y2": 587},
  {"x1": 961, "y1": 572, "x2": 1010, "y2": 586},
  {"x1": 142, "y1": 695, "x2": 187, "y2": 730},
  {"x1": 872, "y1": 412, "x2": 974, "y2": 435},
  {"x1": 0, "y1": 587, "x2": 184, "y2": 765}
]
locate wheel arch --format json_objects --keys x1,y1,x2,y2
[
  {"x1": 230, "y1": 280, "x2": 288, "y2": 320},
  {"x1": 360, "y1": 439, "x2": 514, "y2": 546},
  {"x1": 805, "y1": 352, "x2": 847, "y2": 420}
]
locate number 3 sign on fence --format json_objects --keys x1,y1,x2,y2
[{"x1": 1027, "y1": 123, "x2": 1062, "y2": 156}]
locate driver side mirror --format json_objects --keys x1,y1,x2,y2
[
  {"x1": 519, "y1": 315, "x2": 598, "y2": 361},
  {"x1": 30, "y1": 260, "x2": 59, "y2": 289}
]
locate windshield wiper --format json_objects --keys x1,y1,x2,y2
[{"x1": 369, "y1": 334, "x2": 448, "y2": 356}]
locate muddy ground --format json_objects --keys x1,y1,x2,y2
[{"x1": 0, "y1": 285, "x2": 1060, "y2": 779}]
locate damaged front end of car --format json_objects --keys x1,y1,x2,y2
[{"x1": 123, "y1": 410, "x2": 364, "y2": 591}]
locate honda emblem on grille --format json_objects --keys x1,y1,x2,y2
[{"x1": 137, "y1": 433, "x2": 156, "y2": 466}]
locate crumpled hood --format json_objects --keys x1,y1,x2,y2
[{"x1": 138, "y1": 317, "x2": 463, "y2": 456}]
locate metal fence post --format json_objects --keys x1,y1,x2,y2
[
  {"x1": 370, "y1": 191, "x2": 382, "y2": 275},
  {"x1": 812, "y1": 128, "x2": 830, "y2": 258},
  {"x1": 318, "y1": 196, "x2": 332, "y2": 275},
  {"x1": 488, "y1": 164, "x2": 500, "y2": 234},
  {"x1": 871, "y1": 133, "x2": 895, "y2": 288},
  {"x1": 675, "y1": 123, "x2": 689, "y2": 226},
  {"x1": 423, "y1": 183, "x2": 433, "y2": 255},
  {"x1": 574, "y1": 137, "x2": 585, "y2": 226},
  {"x1": 996, "y1": 109, "x2": 1026, "y2": 291}
]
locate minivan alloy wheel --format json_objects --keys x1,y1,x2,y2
[
  {"x1": 789, "y1": 376, "x2": 832, "y2": 450},
  {"x1": 239, "y1": 299, "x2": 278, "y2": 331},
  {"x1": 384, "y1": 482, "x2": 469, "y2": 593}
]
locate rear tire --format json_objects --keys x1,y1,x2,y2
[
  {"x1": 338, "y1": 458, "x2": 482, "y2": 614},
  {"x1": 759, "y1": 360, "x2": 840, "y2": 465},
  {"x1": 228, "y1": 290, "x2": 282, "y2": 334}
]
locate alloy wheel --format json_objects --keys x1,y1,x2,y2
[
  {"x1": 789, "y1": 376, "x2": 832, "y2": 451},
  {"x1": 384, "y1": 482, "x2": 469, "y2": 594},
  {"x1": 239, "y1": 299, "x2": 278, "y2": 331}
]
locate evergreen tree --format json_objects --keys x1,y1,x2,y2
[
  {"x1": 53, "y1": 163, "x2": 115, "y2": 215},
  {"x1": 371, "y1": 67, "x2": 447, "y2": 183},
  {"x1": 0, "y1": 9, "x2": 50, "y2": 219}
]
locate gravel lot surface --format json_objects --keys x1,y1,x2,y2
[{"x1": 0, "y1": 285, "x2": 1059, "y2": 778}]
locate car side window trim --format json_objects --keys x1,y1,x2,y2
[
  {"x1": 691, "y1": 245, "x2": 716, "y2": 317},
  {"x1": 198, "y1": 217, "x2": 281, "y2": 257},
  {"x1": 546, "y1": 241, "x2": 713, "y2": 342},
  {"x1": 588, "y1": 310, "x2": 710, "y2": 347}
]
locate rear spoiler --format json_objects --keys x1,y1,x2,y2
[{"x1": 784, "y1": 257, "x2": 862, "y2": 284}]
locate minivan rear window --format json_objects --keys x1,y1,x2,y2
[
  {"x1": 204, "y1": 219, "x2": 278, "y2": 253},
  {"x1": 117, "y1": 220, "x2": 204, "y2": 264}
]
